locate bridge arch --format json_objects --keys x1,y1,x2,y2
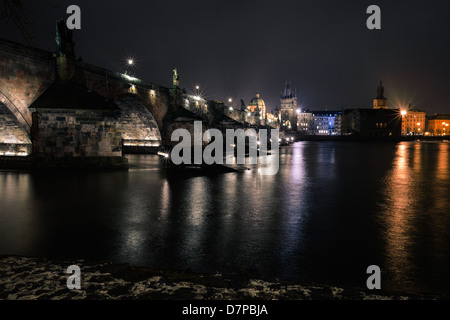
[
  {"x1": 0, "y1": 90, "x2": 32, "y2": 134},
  {"x1": 114, "y1": 94, "x2": 162, "y2": 149},
  {"x1": 0, "y1": 99, "x2": 32, "y2": 156}
]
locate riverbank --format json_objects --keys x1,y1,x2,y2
[
  {"x1": 295, "y1": 135, "x2": 450, "y2": 142},
  {"x1": 0, "y1": 256, "x2": 446, "y2": 300}
]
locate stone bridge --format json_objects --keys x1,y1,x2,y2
[
  {"x1": 0, "y1": 21, "x2": 184, "y2": 158},
  {"x1": 0, "y1": 21, "x2": 273, "y2": 163}
]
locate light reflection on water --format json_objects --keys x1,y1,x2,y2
[
  {"x1": 0, "y1": 141, "x2": 449, "y2": 295},
  {"x1": 378, "y1": 142, "x2": 450, "y2": 294}
]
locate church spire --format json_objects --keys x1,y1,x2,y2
[
  {"x1": 373, "y1": 80, "x2": 388, "y2": 109},
  {"x1": 281, "y1": 81, "x2": 294, "y2": 99},
  {"x1": 376, "y1": 80, "x2": 386, "y2": 99}
]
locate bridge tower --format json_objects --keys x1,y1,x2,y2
[{"x1": 280, "y1": 81, "x2": 298, "y2": 131}]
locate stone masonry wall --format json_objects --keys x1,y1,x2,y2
[
  {"x1": 0, "y1": 37, "x2": 169, "y2": 137},
  {"x1": 33, "y1": 109, "x2": 122, "y2": 158},
  {"x1": 0, "y1": 38, "x2": 55, "y2": 131}
]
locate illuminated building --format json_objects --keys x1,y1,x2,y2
[
  {"x1": 266, "y1": 107, "x2": 280, "y2": 126},
  {"x1": 427, "y1": 114, "x2": 450, "y2": 135},
  {"x1": 248, "y1": 93, "x2": 266, "y2": 119},
  {"x1": 400, "y1": 107, "x2": 426, "y2": 135},
  {"x1": 280, "y1": 81, "x2": 298, "y2": 131},
  {"x1": 296, "y1": 109, "x2": 342, "y2": 135},
  {"x1": 373, "y1": 80, "x2": 388, "y2": 109},
  {"x1": 297, "y1": 108, "x2": 313, "y2": 134},
  {"x1": 311, "y1": 111, "x2": 342, "y2": 135}
]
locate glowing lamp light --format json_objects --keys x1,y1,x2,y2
[
  {"x1": 128, "y1": 59, "x2": 134, "y2": 66},
  {"x1": 157, "y1": 151, "x2": 170, "y2": 159},
  {"x1": 229, "y1": 107, "x2": 234, "y2": 111},
  {"x1": 401, "y1": 110, "x2": 407, "y2": 116},
  {"x1": 247, "y1": 112, "x2": 251, "y2": 117},
  {"x1": 0, "y1": 151, "x2": 28, "y2": 157},
  {"x1": 129, "y1": 84, "x2": 136, "y2": 94},
  {"x1": 124, "y1": 74, "x2": 137, "y2": 81}
]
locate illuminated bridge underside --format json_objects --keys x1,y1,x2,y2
[
  {"x1": 115, "y1": 95, "x2": 162, "y2": 148},
  {"x1": 0, "y1": 102, "x2": 31, "y2": 156}
]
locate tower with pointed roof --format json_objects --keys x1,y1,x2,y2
[
  {"x1": 280, "y1": 81, "x2": 298, "y2": 131},
  {"x1": 373, "y1": 80, "x2": 388, "y2": 109}
]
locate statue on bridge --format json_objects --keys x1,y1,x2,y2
[
  {"x1": 56, "y1": 19, "x2": 74, "y2": 58},
  {"x1": 240, "y1": 99, "x2": 246, "y2": 112},
  {"x1": 173, "y1": 68, "x2": 180, "y2": 87}
]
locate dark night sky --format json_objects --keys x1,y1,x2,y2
[{"x1": 1, "y1": 0, "x2": 450, "y2": 114}]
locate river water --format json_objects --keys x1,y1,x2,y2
[{"x1": 1, "y1": 141, "x2": 449, "y2": 295}]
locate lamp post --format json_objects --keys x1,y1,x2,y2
[
  {"x1": 228, "y1": 98, "x2": 233, "y2": 111},
  {"x1": 124, "y1": 58, "x2": 134, "y2": 76}
]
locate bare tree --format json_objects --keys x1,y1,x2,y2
[{"x1": 0, "y1": 0, "x2": 35, "y2": 44}]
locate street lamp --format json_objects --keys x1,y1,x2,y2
[
  {"x1": 124, "y1": 57, "x2": 136, "y2": 76},
  {"x1": 228, "y1": 98, "x2": 233, "y2": 111}
]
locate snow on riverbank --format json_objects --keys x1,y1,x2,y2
[{"x1": 0, "y1": 256, "x2": 442, "y2": 300}]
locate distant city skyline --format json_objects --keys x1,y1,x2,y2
[{"x1": 1, "y1": 0, "x2": 449, "y2": 114}]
